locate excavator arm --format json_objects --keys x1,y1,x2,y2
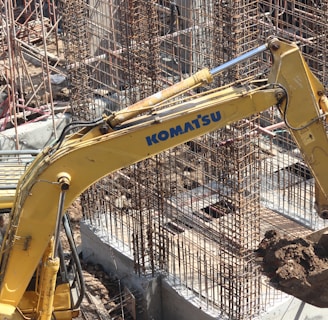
[
  {"x1": 0, "y1": 37, "x2": 327, "y2": 318},
  {"x1": 267, "y1": 39, "x2": 328, "y2": 218}
]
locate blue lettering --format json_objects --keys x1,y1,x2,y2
[
  {"x1": 146, "y1": 134, "x2": 159, "y2": 146},
  {"x1": 184, "y1": 121, "x2": 195, "y2": 133},
  {"x1": 191, "y1": 115, "x2": 202, "y2": 128},
  {"x1": 158, "y1": 130, "x2": 169, "y2": 141},
  {"x1": 201, "y1": 114, "x2": 210, "y2": 126},
  {"x1": 170, "y1": 125, "x2": 184, "y2": 137},
  {"x1": 210, "y1": 111, "x2": 221, "y2": 122},
  {"x1": 145, "y1": 112, "x2": 222, "y2": 146}
]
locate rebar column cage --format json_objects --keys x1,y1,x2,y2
[{"x1": 1, "y1": 0, "x2": 328, "y2": 319}]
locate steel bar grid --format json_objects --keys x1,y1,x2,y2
[
  {"x1": 64, "y1": 0, "x2": 328, "y2": 319},
  {"x1": 0, "y1": 0, "x2": 64, "y2": 138},
  {"x1": 1, "y1": 0, "x2": 328, "y2": 319}
]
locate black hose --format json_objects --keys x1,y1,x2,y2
[{"x1": 53, "y1": 117, "x2": 104, "y2": 151}]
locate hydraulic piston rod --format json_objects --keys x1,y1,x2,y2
[{"x1": 210, "y1": 44, "x2": 268, "y2": 76}]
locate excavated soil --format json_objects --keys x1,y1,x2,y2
[{"x1": 257, "y1": 229, "x2": 328, "y2": 307}]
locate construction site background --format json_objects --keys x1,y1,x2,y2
[{"x1": 0, "y1": 0, "x2": 328, "y2": 319}]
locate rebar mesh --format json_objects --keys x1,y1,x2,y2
[
  {"x1": 69, "y1": 0, "x2": 328, "y2": 319},
  {"x1": 1, "y1": 0, "x2": 328, "y2": 319}
]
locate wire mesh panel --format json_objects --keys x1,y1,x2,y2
[
  {"x1": 0, "y1": 0, "x2": 64, "y2": 141},
  {"x1": 2, "y1": 0, "x2": 327, "y2": 319},
  {"x1": 74, "y1": 0, "x2": 328, "y2": 319},
  {"x1": 259, "y1": 108, "x2": 324, "y2": 229},
  {"x1": 258, "y1": 0, "x2": 328, "y2": 86},
  {"x1": 79, "y1": 1, "x2": 266, "y2": 319}
]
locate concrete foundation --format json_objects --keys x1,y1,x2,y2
[
  {"x1": 80, "y1": 222, "x2": 159, "y2": 319},
  {"x1": 81, "y1": 221, "x2": 328, "y2": 320},
  {"x1": 81, "y1": 222, "x2": 219, "y2": 320}
]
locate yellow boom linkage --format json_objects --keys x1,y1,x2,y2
[{"x1": 0, "y1": 37, "x2": 328, "y2": 318}]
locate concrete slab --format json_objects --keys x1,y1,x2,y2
[{"x1": 258, "y1": 297, "x2": 328, "y2": 320}]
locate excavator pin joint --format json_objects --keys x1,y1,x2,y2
[
  {"x1": 269, "y1": 41, "x2": 280, "y2": 51},
  {"x1": 99, "y1": 123, "x2": 110, "y2": 134},
  {"x1": 275, "y1": 88, "x2": 286, "y2": 103},
  {"x1": 57, "y1": 172, "x2": 71, "y2": 191}
]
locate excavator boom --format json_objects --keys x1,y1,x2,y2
[{"x1": 0, "y1": 37, "x2": 328, "y2": 318}]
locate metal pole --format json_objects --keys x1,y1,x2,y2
[
  {"x1": 54, "y1": 189, "x2": 66, "y2": 257},
  {"x1": 210, "y1": 44, "x2": 268, "y2": 76}
]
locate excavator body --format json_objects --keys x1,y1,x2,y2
[{"x1": 0, "y1": 37, "x2": 328, "y2": 318}]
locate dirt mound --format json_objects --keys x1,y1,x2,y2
[{"x1": 257, "y1": 229, "x2": 328, "y2": 307}]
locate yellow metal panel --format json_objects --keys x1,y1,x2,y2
[
  {"x1": 0, "y1": 190, "x2": 15, "y2": 210},
  {"x1": 17, "y1": 284, "x2": 72, "y2": 318},
  {"x1": 0, "y1": 85, "x2": 279, "y2": 308},
  {"x1": 268, "y1": 38, "x2": 328, "y2": 215},
  {"x1": 53, "y1": 283, "x2": 71, "y2": 311},
  {"x1": 18, "y1": 291, "x2": 38, "y2": 314}
]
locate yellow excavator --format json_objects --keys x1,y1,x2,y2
[{"x1": 0, "y1": 36, "x2": 328, "y2": 319}]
